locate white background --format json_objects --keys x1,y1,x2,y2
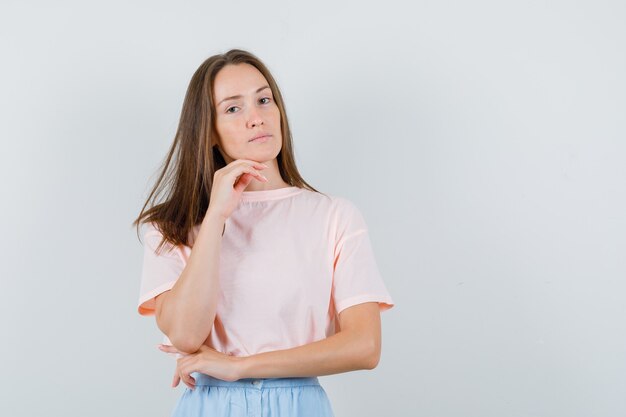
[{"x1": 1, "y1": 1, "x2": 625, "y2": 416}]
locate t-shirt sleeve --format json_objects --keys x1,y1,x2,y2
[
  {"x1": 331, "y1": 199, "x2": 395, "y2": 316},
  {"x1": 137, "y1": 223, "x2": 185, "y2": 316}
]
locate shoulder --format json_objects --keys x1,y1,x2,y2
[
  {"x1": 143, "y1": 221, "x2": 161, "y2": 237},
  {"x1": 323, "y1": 192, "x2": 365, "y2": 221},
  {"x1": 297, "y1": 190, "x2": 369, "y2": 240},
  {"x1": 295, "y1": 189, "x2": 366, "y2": 225},
  {"x1": 141, "y1": 222, "x2": 182, "y2": 256},
  {"x1": 297, "y1": 188, "x2": 359, "y2": 212}
]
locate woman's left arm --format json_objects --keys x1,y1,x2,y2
[
  {"x1": 238, "y1": 301, "x2": 382, "y2": 379},
  {"x1": 159, "y1": 301, "x2": 383, "y2": 388}
]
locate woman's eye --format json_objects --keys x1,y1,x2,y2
[{"x1": 226, "y1": 98, "x2": 271, "y2": 114}]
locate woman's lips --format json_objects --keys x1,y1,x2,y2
[{"x1": 250, "y1": 134, "x2": 270, "y2": 143}]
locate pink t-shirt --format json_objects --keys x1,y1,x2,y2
[{"x1": 137, "y1": 186, "x2": 395, "y2": 358}]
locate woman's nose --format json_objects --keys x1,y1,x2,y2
[{"x1": 246, "y1": 106, "x2": 264, "y2": 128}]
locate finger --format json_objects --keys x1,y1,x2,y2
[
  {"x1": 235, "y1": 159, "x2": 269, "y2": 170},
  {"x1": 176, "y1": 362, "x2": 196, "y2": 390},
  {"x1": 181, "y1": 371, "x2": 196, "y2": 390},
  {"x1": 233, "y1": 171, "x2": 266, "y2": 192},
  {"x1": 239, "y1": 166, "x2": 268, "y2": 182},
  {"x1": 158, "y1": 344, "x2": 179, "y2": 353},
  {"x1": 221, "y1": 159, "x2": 266, "y2": 176},
  {"x1": 233, "y1": 172, "x2": 254, "y2": 190},
  {"x1": 172, "y1": 372, "x2": 180, "y2": 388},
  {"x1": 216, "y1": 160, "x2": 267, "y2": 179}
]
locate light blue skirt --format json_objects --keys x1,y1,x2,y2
[{"x1": 170, "y1": 371, "x2": 335, "y2": 417}]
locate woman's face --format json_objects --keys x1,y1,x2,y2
[{"x1": 212, "y1": 63, "x2": 282, "y2": 165}]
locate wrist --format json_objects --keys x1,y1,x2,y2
[
  {"x1": 234, "y1": 354, "x2": 253, "y2": 380},
  {"x1": 202, "y1": 210, "x2": 227, "y2": 235},
  {"x1": 204, "y1": 209, "x2": 227, "y2": 225}
]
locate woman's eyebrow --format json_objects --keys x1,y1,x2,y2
[{"x1": 218, "y1": 85, "x2": 270, "y2": 106}]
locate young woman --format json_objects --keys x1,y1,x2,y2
[{"x1": 133, "y1": 48, "x2": 395, "y2": 417}]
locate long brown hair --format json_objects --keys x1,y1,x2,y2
[{"x1": 132, "y1": 48, "x2": 323, "y2": 252}]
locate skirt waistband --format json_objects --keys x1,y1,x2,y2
[{"x1": 191, "y1": 372, "x2": 320, "y2": 389}]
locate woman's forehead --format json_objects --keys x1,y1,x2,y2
[{"x1": 214, "y1": 64, "x2": 269, "y2": 102}]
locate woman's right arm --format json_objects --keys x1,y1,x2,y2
[
  {"x1": 151, "y1": 159, "x2": 269, "y2": 354},
  {"x1": 153, "y1": 211, "x2": 225, "y2": 354}
]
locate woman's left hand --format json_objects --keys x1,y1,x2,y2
[{"x1": 158, "y1": 344, "x2": 244, "y2": 390}]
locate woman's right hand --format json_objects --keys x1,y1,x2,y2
[{"x1": 206, "y1": 159, "x2": 269, "y2": 221}]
